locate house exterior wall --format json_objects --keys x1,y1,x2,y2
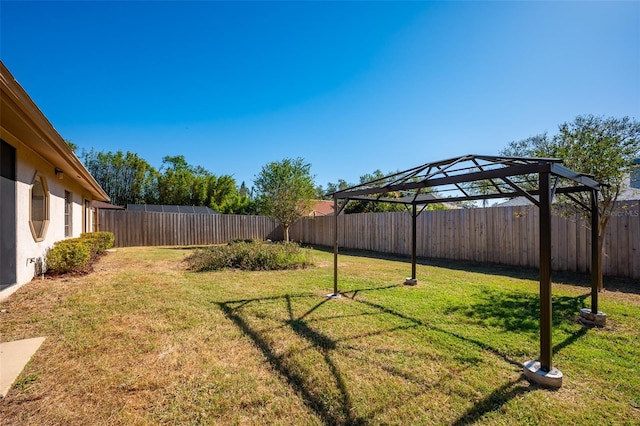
[
  {"x1": 1, "y1": 134, "x2": 96, "y2": 296},
  {"x1": 0, "y1": 61, "x2": 107, "y2": 300}
]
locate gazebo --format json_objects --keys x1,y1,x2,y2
[{"x1": 328, "y1": 154, "x2": 604, "y2": 388}]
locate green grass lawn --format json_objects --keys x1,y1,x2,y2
[{"x1": 1, "y1": 246, "x2": 639, "y2": 425}]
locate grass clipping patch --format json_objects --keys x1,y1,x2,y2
[{"x1": 185, "y1": 240, "x2": 314, "y2": 271}]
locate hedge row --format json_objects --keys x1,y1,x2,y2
[{"x1": 46, "y1": 232, "x2": 115, "y2": 274}]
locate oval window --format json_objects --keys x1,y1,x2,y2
[{"x1": 30, "y1": 173, "x2": 49, "y2": 241}]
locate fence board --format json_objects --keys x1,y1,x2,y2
[
  {"x1": 99, "y1": 211, "x2": 282, "y2": 248},
  {"x1": 618, "y1": 201, "x2": 630, "y2": 277}
]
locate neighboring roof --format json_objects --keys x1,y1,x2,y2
[
  {"x1": 126, "y1": 204, "x2": 217, "y2": 214},
  {"x1": 619, "y1": 172, "x2": 640, "y2": 199},
  {"x1": 631, "y1": 159, "x2": 639, "y2": 190},
  {"x1": 495, "y1": 197, "x2": 538, "y2": 207},
  {"x1": 0, "y1": 61, "x2": 109, "y2": 202},
  {"x1": 307, "y1": 200, "x2": 335, "y2": 216},
  {"x1": 92, "y1": 200, "x2": 125, "y2": 210}
]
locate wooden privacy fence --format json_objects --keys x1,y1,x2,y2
[
  {"x1": 289, "y1": 200, "x2": 640, "y2": 279},
  {"x1": 98, "y1": 201, "x2": 639, "y2": 279},
  {"x1": 99, "y1": 210, "x2": 282, "y2": 247}
]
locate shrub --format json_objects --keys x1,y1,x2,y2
[
  {"x1": 185, "y1": 240, "x2": 313, "y2": 272},
  {"x1": 80, "y1": 232, "x2": 115, "y2": 253},
  {"x1": 46, "y1": 238, "x2": 92, "y2": 274},
  {"x1": 47, "y1": 232, "x2": 115, "y2": 275}
]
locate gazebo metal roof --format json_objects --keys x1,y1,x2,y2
[
  {"x1": 328, "y1": 154, "x2": 602, "y2": 388},
  {"x1": 330, "y1": 154, "x2": 600, "y2": 207}
]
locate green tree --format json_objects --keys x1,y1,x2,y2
[
  {"x1": 216, "y1": 193, "x2": 258, "y2": 215},
  {"x1": 65, "y1": 139, "x2": 78, "y2": 153},
  {"x1": 346, "y1": 170, "x2": 406, "y2": 213},
  {"x1": 81, "y1": 149, "x2": 156, "y2": 206},
  {"x1": 254, "y1": 157, "x2": 316, "y2": 241},
  {"x1": 502, "y1": 114, "x2": 640, "y2": 290},
  {"x1": 326, "y1": 171, "x2": 409, "y2": 214},
  {"x1": 314, "y1": 184, "x2": 326, "y2": 200},
  {"x1": 215, "y1": 181, "x2": 256, "y2": 215},
  {"x1": 207, "y1": 175, "x2": 236, "y2": 209},
  {"x1": 325, "y1": 179, "x2": 349, "y2": 195},
  {"x1": 238, "y1": 181, "x2": 251, "y2": 198},
  {"x1": 153, "y1": 156, "x2": 239, "y2": 210},
  {"x1": 155, "y1": 155, "x2": 196, "y2": 205}
]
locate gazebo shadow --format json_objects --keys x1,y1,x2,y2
[
  {"x1": 215, "y1": 280, "x2": 588, "y2": 424},
  {"x1": 342, "y1": 289, "x2": 584, "y2": 424},
  {"x1": 217, "y1": 293, "x2": 368, "y2": 425},
  {"x1": 443, "y1": 289, "x2": 590, "y2": 333},
  {"x1": 449, "y1": 377, "x2": 534, "y2": 425}
]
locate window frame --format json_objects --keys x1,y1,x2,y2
[
  {"x1": 29, "y1": 172, "x2": 50, "y2": 241},
  {"x1": 83, "y1": 199, "x2": 91, "y2": 233},
  {"x1": 64, "y1": 190, "x2": 73, "y2": 237}
]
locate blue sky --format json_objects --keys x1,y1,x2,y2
[{"x1": 1, "y1": 1, "x2": 638, "y2": 190}]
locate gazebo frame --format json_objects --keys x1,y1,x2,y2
[{"x1": 329, "y1": 154, "x2": 602, "y2": 388}]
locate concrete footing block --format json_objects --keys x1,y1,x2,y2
[
  {"x1": 523, "y1": 360, "x2": 563, "y2": 389},
  {"x1": 579, "y1": 308, "x2": 606, "y2": 327},
  {"x1": 404, "y1": 278, "x2": 418, "y2": 286},
  {"x1": 326, "y1": 293, "x2": 341, "y2": 299}
]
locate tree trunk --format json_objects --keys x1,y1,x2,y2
[{"x1": 283, "y1": 225, "x2": 289, "y2": 242}]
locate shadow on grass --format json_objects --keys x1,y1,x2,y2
[
  {"x1": 443, "y1": 289, "x2": 590, "y2": 333},
  {"x1": 450, "y1": 377, "x2": 534, "y2": 426},
  {"x1": 216, "y1": 281, "x2": 586, "y2": 425},
  {"x1": 342, "y1": 291, "x2": 580, "y2": 425},
  {"x1": 217, "y1": 294, "x2": 368, "y2": 425},
  {"x1": 342, "y1": 292, "x2": 522, "y2": 369}
]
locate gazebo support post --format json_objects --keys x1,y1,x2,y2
[
  {"x1": 329, "y1": 196, "x2": 340, "y2": 298},
  {"x1": 539, "y1": 171, "x2": 553, "y2": 371},
  {"x1": 524, "y1": 170, "x2": 563, "y2": 388},
  {"x1": 405, "y1": 203, "x2": 418, "y2": 286},
  {"x1": 591, "y1": 190, "x2": 599, "y2": 312},
  {"x1": 580, "y1": 189, "x2": 606, "y2": 326}
]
